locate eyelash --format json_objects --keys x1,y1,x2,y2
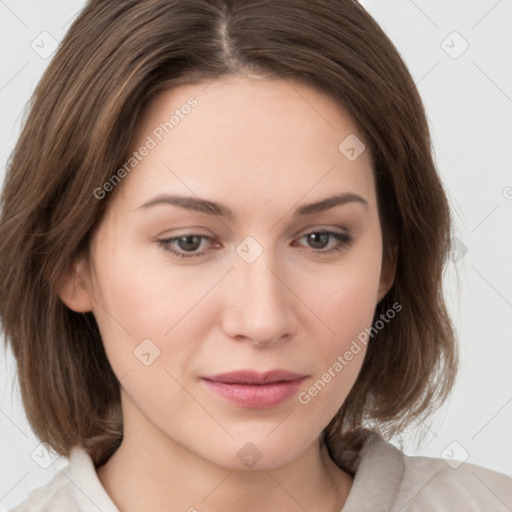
[{"x1": 156, "y1": 230, "x2": 353, "y2": 259}]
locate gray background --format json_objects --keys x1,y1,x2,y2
[{"x1": 1, "y1": 0, "x2": 511, "y2": 509}]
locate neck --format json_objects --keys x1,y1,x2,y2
[{"x1": 97, "y1": 401, "x2": 353, "y2": 512}]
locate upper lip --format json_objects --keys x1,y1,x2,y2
[{"x1": 202, "y1": 369, "x2": 306, "y2": 385}]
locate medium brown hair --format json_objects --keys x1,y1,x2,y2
[{"x1": 0, "y1": 0, "x2": 457, "y2": 467}]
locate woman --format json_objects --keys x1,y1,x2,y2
[{"x1": 1, "y1": 1, "x2": 510, "y2": 511}]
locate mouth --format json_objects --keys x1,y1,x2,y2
[{"x1": 200, "y1": 369, "x2": 307, "y2": 409}]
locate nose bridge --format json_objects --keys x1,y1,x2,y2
[
  {"x1": 235, "y1": 234, "x2": 282, "y2": 293},
  {"x1": 240, "y1": 253, "x2": 280, "y2": 305},
  {"x1": 222, "y1": 238, "x2": 294, "y2": 344}
]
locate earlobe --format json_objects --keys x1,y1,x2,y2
[
  {"x1": 57, "y1": 256, "x2": 94, "y2": 313},
  {"x1": 377, "y1": 244, "x2": 397, "y2": 303}
]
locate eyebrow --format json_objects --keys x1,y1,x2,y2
[{"x1": 138, "y1": 192, "x2": 368, "y2": 221}]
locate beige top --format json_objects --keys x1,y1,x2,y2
[{"x1": 9, "y1": 432, "x2": 512, "y2": 511}]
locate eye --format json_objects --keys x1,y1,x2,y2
[
  {"x1": 157, "y1": 230, "x2": 352, "y2": 259},
  {"x1": 157, "y1": 234, "x2": 216, "y2": 258},
  {"x1": 294, "y1": 230, "x2": 352, "y2": 255}
]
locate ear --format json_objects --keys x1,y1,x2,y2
[
  {"x1": 57, "y1": 255, "x2": 95, "y2": 313},
  {"x1": 377, "y1": 243, "x2": 397, "y2": 303}
]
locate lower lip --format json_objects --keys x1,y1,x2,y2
[{"x1": 201, "y1": 378, "x2": 306, "y2": 409}]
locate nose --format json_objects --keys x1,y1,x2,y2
[{"x1": 221, "y1": 251, "x2": 297, "y2": 347}]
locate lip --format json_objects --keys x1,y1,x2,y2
[{"x1": 201, "y1": 369, "x2": 307, "y2": 409}]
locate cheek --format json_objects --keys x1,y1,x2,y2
[
  {"x1": 294, "y1": 271, "x2": 379, "y2": 424},
  {"x1": 88, "y1": 239, "x2": 215, "y2": 381},
  {"x1": 301, "y1": 235, "x2": 382, "y2": 345},
  {"x1": 92, "y1": 239, "x2": 198, "y2": 333},
  {"x1": 295, "y1": 233, "x2": 382, "y2": 399}
]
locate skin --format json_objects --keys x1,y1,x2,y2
[{"x1": 59, "y1": 74, "x2": 395, "y2": 512}]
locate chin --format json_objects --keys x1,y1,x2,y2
[{"x1": 194, "y1": 428, "x2": 319, "y2": 471}]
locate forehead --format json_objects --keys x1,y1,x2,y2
[{"x1": 116, "y1": 75, "x2": 376, "y2": 213}]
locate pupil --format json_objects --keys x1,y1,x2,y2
[
  {"x1": 179, "y1": 235, "x2": 201, "y2": 251},
  {"x1": 309, "y1": 232, "x2": 328, "y2": 249}
]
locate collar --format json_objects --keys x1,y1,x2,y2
[
  {"x1": 328, "y1": 431, "x2": 405, "y2": 511},
  {"x1": 63, "y1": 431, "x2": 404, "y2": 512}
]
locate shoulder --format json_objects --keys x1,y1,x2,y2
[
  {"x1": 331, "y1": 431, "x2": 512, "y2": 512},
  {"x1": 8, "y1": 469, "x2": 78, "y2": 512},
  {"x1": 397, "y1": 449, "x2": 512, "y2": 511},
  {"x1": 8, "y1": 446, "x2": 119, "y2": 512}
]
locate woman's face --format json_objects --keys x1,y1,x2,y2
[{"x1": 63, "y1": 75, "x2": 394, "y2": 470}]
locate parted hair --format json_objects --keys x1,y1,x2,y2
[{"x1": 0, "y1": 0, "x2": 457, "y2": 467}]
